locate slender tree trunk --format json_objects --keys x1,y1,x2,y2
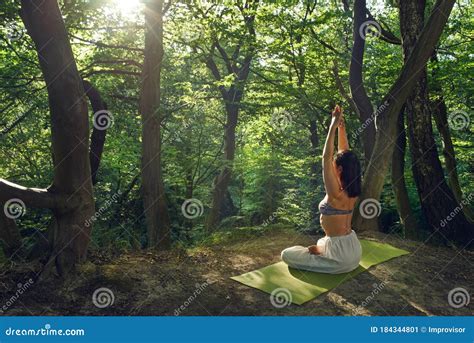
[
  {"x1": 352, "y1": 0, "x2": 458, "y2": 234},
  {"x1": 14, "y1": 0, "x2": 95, "y2": 276},
  {"x1": 185, "y1": 170, "x2": 194, "y2": 200},
  {"x1": 222, "y1": 190, "x2": 237, "y2": 218},
  {"x1": 400, "y1": 0, "x2": 472, "y2": 245},
  {"x1": 349, "y1": 0, "x2": 376, "y2": 162},
  {"x1": 139, "y1": 0, "x2": 171, "y2": 249},
  {"x1": 184, "y1": 150, "x2": 194, "y2": 236},
  {"x1": 83, "y1": 80, "x2": 108, "y2": 185},
  {"x1": 431, "y1": 94, "x2": 463, "y2": 203},
  {"x1": 207, "y1": 102, "x2": 238, "y2": 230},
  {"x1": 391, "y1": 106, "x2": 418, "y2": 238},
  {"x1": 204, "y1": 3, "x2": 257, "y2": 230},
  {"x1": 308, "y1": 119, "x2": 320, "y2": 229},
  {"x1": 430, "y1": 54, "x2": 474, "y2": 223}
]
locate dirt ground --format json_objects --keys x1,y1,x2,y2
[{"x1": 0, "y1": 226, "x2": 472, "y2": 316}]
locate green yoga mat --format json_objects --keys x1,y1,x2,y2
[{"x1": 231, "y1": 239, "x2": 409, "y2": 305}]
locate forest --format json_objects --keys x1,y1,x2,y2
[{"x1": 0, "y1": 0, "x2": 472, "y2": 316}]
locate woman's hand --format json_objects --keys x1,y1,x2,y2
[
  {"x1": 331, "y1": 105, "x2": 343, "y2": 127},
  {"x1": 308, "y1": 245, "x2": 321, "y2": 255}
]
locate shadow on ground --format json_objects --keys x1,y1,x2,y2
[{"x1": 0, "y1": 226, "x2": 472, "y2": 316}]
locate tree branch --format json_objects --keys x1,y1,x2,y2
[
  {"x1": 366, "y1": 9, "x2": 401, "y2": 45},
  {"x1": 0, "y1": 179, "x2": 74, "y2": 210},
  {"x1": 332, "y1": 61, "x2": 359, "y2": 115},
  {"x1": 81, "y1": 69, "x2": 140, "y2": 78},
  {"x1": 70, "y1": 34, "x2": 144, "y2": 52}
]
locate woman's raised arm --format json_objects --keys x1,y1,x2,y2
[
  {"x1": 322, "y1": 105, "x2": 343, "y2": 197},
  {"x1": 337, "y1": 109, "x2": 350, "y2": 152}
]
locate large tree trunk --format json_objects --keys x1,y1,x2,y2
[
  {"x1": 349, "y1": 0, "x2": 376, "y2": 163},
  {"x1": 352, "y1": 0, "x2": 458, "y2": 233},
  {"x1": 139, "y1": 0, "x2": 171, "y2": 249},
  {"x1": 1, "y1": 0, "x2": 96, "y2": 277},
  {"x1": 400, "y1": 0, "x2": 472, "y2": 246},
  {"x1": 391, "y1": 107, "x2": 418, "y2": 238}
]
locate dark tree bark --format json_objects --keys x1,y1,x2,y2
[
  {"x1": 391, "y1": 106, "x2": 418, "y2": 238},
  {"x1": 308, "y1": 119, "x2": 321, "y2": 229},
  {"x1": 430, "y1": 53, "x2": 474, "y2": 223},
  {"x1": 82, "y1": 80, "x2": 107, "y2": 185},
  {"x1": 139, "y1": 0, "x2": 171, "y2": 248},
  {"x1": 399, "y1": 0, "x2": 472, "y2": 246},
  {"x1": 205, "y1": 3, "x2": 257, "y2": 231},
  {"x1": 352, "y1": 0, "x2": 459, "y2": 234},
  {"x1": 206, "y1": 99, "x2": 240, "y2": 230},
  {"x1": 349, "y1": 0, "x2": 376, "y2": 162},
  {"x1": 0, "y1": 213, "x2": 22, "y2": 257},
  {"x1": 0, "y1": 0, "x2": 96, "y2": 276},
  {"x1": 365, "y1": 8, "x2": 401, "y2": 45},
  {"x1": 222, "y1": 190, "x2": 238, "y2": 218}
]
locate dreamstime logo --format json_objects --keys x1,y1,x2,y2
[
  {"x1": 0, "y1": 278, "x2": 34, "y2": 314},
  {"x1": 260, "y1": 193, "x2": 295, "y2": 228},
  {"x1": 359, "y1": 20, "x2": 381, "y2": 40},
  {"x1": 352, "y1": 100, "x2": 389, "y2": 139},
  {"x1": 447, "y1": 287, "x2": 470, "y2": 308},
  {"x1": 93, "y1": 110, "x2": 114, "y2": 130},
  {"x1": 3, "y1": 23, "x2": 25, "y2": 42},
  {"x1": 181, "y1": 198, "x2": 204, "y2": 219},
  {"x1": 3, "y1": 198, "x2": 26, "y2": 219},
  {"x1": 448, "y1": 110, "x2": 470, "y2": 131},
  {"x1": 270, "y1": 288, "x2": 292, "y2": 308},
  {"x1": 4, "y1": 323, "x2": 85, "y2": 336},
  {"x1": 84, "y1": 191, "x2": 121, "y2": 227},
  {"x1": 353, "y1": 281, "x2": 386, "y2": 314},
  {"x1": 440, "y1": 192, "x2": 473, "y2": 228},
  {"x1": 269, "y1": 108, "x2": 292, "y2": 132},
  {"x1": 92, "y1": 287, "x2": 115, "y2": 308},
  {"x1": 359, "y1": 198, "x2": 381, "y2": 219},
  {"x1": 174, "y1": 281, "x2": 210, "y2": 316}
]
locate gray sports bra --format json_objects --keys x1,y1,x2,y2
[{"x1": 318, "y1": 199, "x2": 353, "y2": 216}]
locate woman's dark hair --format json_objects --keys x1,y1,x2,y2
[{"x1": 334, "y1": 150, "x2": 362, "y2": 198}]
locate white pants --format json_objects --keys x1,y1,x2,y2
[{"x1": 281, "y1": 230, "x2": 362, "y2": 274}]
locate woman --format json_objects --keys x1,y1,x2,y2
[{"x1": 281, "y1": 105, "x2": 362, "y2": 274}]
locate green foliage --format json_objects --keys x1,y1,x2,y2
[{"x1": 0, "y1": 0, "x2": 472, "y2": 254}]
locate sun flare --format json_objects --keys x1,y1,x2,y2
[{"x1": 112, "y1": 0, "x2": 141, "y2": 17}]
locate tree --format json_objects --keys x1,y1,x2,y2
[
  {"x1": 430, "y1": 52, "x2": 474, "y2": 223},
  {"x1": 391, "y1": 106, "x2": 418, "y2": 237},
  {"x1": 352, "y1": 0, "x2": 461, "y2": 237},
  {"x1": 139, "y1": 0, "x2": 171, "y2": 248},
  {"x1": 202, "y1": 1, "x2": 259, "y2": 230},
  {"x1": 344, "y1": 0, "x2": 417, "y2": 236},
  {"x1": 286, "y1": 2, "x2": 324, "y2": 231},
  {"x1": 0, "y1": 0, "x2": 95, "y2": 277},
  {"x1": 83, "y1": 79, "x2": 108, "y2": 185},
  {"x1": 348, "y1": 0, "x2": 376, "y2": 162},
  {"x1": 399, "y1": 0, "x2": 473, "y2": 245}
]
